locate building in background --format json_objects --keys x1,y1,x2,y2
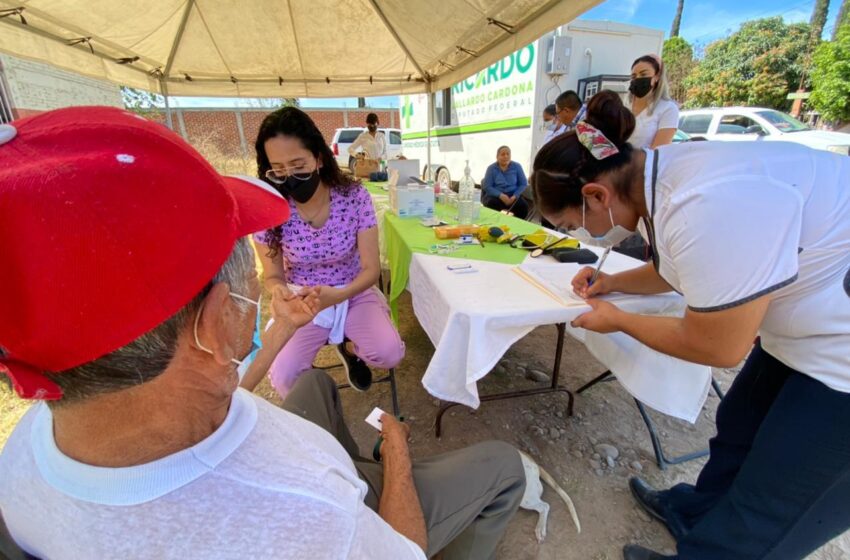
[
  {"x1": 0, "y1": 53, "x2": 123, "y2": 122},
  {"x1": 401, "y1": 19, "x2": 664, "y2": 190}
]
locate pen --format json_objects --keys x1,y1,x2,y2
[{"x1": 589, "y1": 246, "x2": 612, "y2": 286}]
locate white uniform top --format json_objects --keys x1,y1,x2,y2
[
  {"x1": 629, "y1": 98, "x2": 679, "y2": 149},
  {"x1": 0, "y1": 389, "x2": 425, "y2": 560},
  {"x1": 348, "y1": 130, "x2": 387, "y2": 160},
  {"x1": 644, "y1": 142, "x2": 850, "y2": 391}
]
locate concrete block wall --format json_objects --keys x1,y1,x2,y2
[
  {"x1": 0, "y1": 54, "x2": 123, "y2": 118},
  {"x1": 144, "y1": 107, "x2": 398, "y2": 162}
]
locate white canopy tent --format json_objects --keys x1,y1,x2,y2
[
  {"x1": 0, "y1": 0, "x2": 600, "y2": 170},
  {"x1": 0, "y1": 0, "x2": 600, "y2": 97}
]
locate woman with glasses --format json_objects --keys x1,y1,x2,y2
[{"x1": 250, "y1": 107, "x2": 405, "y2": 397}]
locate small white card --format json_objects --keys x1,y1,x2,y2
[{"x1": 365, "y1": 407, "x2": 387, "y2": 431}]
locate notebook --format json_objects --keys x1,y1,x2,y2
[{"x1": 513, "y1": 261, "x2": 588, "y2": 307}]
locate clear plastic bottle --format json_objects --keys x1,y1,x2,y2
[{"x1": 457, "y1": 160, "x2": 476, "y2": 224}]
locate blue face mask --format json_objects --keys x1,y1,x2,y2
[
  {"x1": 236, "y1": 305, "x2": 262, "y2": 382},
  {"x1": 193, "y1": 292, "x2": 261, "y2": 382}
]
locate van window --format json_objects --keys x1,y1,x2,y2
[
  {"x1": 678, "y1": 114, "x2": 712, "y2": 134},
  {"x1": 389, "y1": 131, "x2": 402, "y2": 145},
  {"x1": 337, "y1": 130, "x2": 362, "y2": 143}
]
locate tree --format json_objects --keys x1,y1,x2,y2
[
  {"x1": 809, "y1": 0, "x2": 830, "y2": 40},
  {"x1": 810, "y1": 21, "x2": 850, "y2": 123},
  {"x1": 121, "y1": 87, "x2": 165, "y2": 111},
  {"x1": 835, "y1": 0, "x2": 850, "y2": 40},
  {"x1": 662, "y1": 36, "x2": 695, "y2": 103},
  {"x1": 670, "y1": 0, "x2": 685, "y2": 37},
  {"x1": 683, "y1": 17, "x2": 811, "y2": 109}
]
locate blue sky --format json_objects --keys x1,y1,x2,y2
[{"x1": 171, "y1": 0, "x2": 841, "y2": 109}]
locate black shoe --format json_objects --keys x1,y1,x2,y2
[
  {"x1": 623, "y1": 544, "x2": 675, "y2": 560},
  {"x1": 629, "y1": 477, "x2": 688, "y2": 542},
  {"x1": 335, "y1": 341, "x2": 372, "y2": 392}
]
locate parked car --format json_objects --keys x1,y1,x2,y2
[
  {"x1": 330, "y1": 127, "x2": 404, "y2": 170},
  {"x1": 678, "y1": 107, "x2": 850, "y2": 155},
  {"x1": 672, "y1": 129, "x2": 692, "y2": 143}
]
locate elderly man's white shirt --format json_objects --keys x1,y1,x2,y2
[{"x1": 0, "y1": 389, "x2": 425, "y2": 559}]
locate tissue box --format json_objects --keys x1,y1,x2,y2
[{"x1": 391, "y1": 186, "x2": 434, "y2": 218}]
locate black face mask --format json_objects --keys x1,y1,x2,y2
[
  {"x1": 277, "y1": 170, "x2": 320, "y2": 204},
  {"x1": 629, "y1": 76, "x2": 654, "y2": 98},
  {"x1": 367, "y1": 125, "x2": 378, "y2": 132}
]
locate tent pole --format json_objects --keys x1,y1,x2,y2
[
  {"x1": 426, "y1": 86, "x2": 433, "y2": 185},
  {"x1": 160, "y1": 78, "x2": 174, "y2": 131}
]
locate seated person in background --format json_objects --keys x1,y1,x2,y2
[
  {"x1": 541, "y1": 103, "x2": 561, "y2": 145},
  {"x1": 482, "y1": 145, "x2": 530, "y2": 219},
  {"x1": 555, "y1": 90, "x2": 586, "y2": 134},
  {"x1": 0, "y1": 107, "x2": 526, "y2": 560},
  {"x1": 251, "y1": 107, "x2": 405, "y2": 398}
]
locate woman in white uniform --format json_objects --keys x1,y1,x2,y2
[
  {"x1": 532, "y1": 90, "x2": 850, "y2": 560},
  {"x1": 628, "y1": 54, "x2": 679, "y2": 149}
]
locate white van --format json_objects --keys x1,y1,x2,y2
[
  {"x1": 331, "y1": 127, "x2": 404, "y2": 171},
  {"x1": 678, "y1": 107, "x2": 850, "y2": 155}
]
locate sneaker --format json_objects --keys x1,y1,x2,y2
[{"x1": 335, "y1": 341, "x2": 372, "y2": 392}]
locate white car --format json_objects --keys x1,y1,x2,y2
[
  {"x1": 678, "y1": 107, "x2": 850, "y2": 156},
  {"x1": 330, "y1": 127, "x2": 404, "y2": 170}
]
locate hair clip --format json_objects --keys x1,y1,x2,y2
[{"x1": 575, "y1": 121, "x2": 619, "y2": 160}]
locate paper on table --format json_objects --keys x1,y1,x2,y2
[{"x1": 514, "y1": 261, "x2": 587, "y2": 306}]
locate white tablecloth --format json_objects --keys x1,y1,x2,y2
[{"x1": 407, "y1": 249, "x2": 712, "y2": 423}]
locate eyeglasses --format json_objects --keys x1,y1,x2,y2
[
  {"x1": 264, "y1": 158, "x2": 316, "y2": 185},
  {"x1": 193, "y1": 292, "x2": 260, "y2": 365}
]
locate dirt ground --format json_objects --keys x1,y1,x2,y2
[{"x1": 1, "y1": 289, "x2": 848, "y2": 559}]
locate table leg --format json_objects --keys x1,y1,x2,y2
[{"x1": 434, "y1": 323, "x2": 574, "y2": 437}]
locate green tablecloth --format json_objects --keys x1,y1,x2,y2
[{"x1": 363, "y1": 181, "x2": 540, "y2": 321}]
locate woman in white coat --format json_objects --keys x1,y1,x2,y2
[{"x1": 531, "y1": 90, "x2": 850, "y2": 560}]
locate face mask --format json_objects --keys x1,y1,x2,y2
[
  {"x1": 367, "y1": 125, "x2": 378, "y2": 132},
  {"x1": 568, "y1": 199, "x2": 635, "y2": 248},
  {"x1": 629, "y1": 76, "x2": 654, "y2": 98},
  {"x1": 280, "y1": 170, "x2": 320, "y2": 204},
  {"x1": 545, "y1": 121, "x2": 556, "y2": 131},
  {"x1": 194, "y1": 292, "x2": 261, "y2": 382}
]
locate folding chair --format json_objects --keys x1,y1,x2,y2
[{"x1": 316, "y1": 269, "x2": 401, "y2": 417}]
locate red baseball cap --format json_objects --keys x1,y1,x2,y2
[{"x1": 0, "y1": 106, "x2": 289, "y2": 400}]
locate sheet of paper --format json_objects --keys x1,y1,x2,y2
[
  {"x1": 515, "y1": 261, "x2": 586, "y2": 305},
  {"x1": 365, "y1": 407, "x2": 386, "y2": 431}
]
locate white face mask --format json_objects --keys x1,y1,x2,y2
[
  {"x1": 193, "y1": 292, "x2": 261, "y2": 383},
  {"x1": 545, "y1": 121, "x2": 556, "y2": 131},
  {"x1": 568, "y1": 199, "x2": 635, "y2": 248}
]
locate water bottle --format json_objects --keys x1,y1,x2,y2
[{"x1": 457, "y1": 161, "x2": 476, "y2": 224}]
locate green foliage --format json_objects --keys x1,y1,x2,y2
[
  {"x1": 834, "y1": 0, "x2": 850, "y2": 40},
  {"x1": 810, "y1": 22, "x2": 850, "y2": 123},
  {"x1": 683, "y1": 17, "x2": 811, "y2": 109},
  {"x1": 662, "y1": 36, "x2": 695, "y2": 103},
  {"x1": 121, "y1": 87, "x2": 164, "y2": 114}
]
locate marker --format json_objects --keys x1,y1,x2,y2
[{"x1": 589, "y1": 246, "x2": 612, "y2": 287}]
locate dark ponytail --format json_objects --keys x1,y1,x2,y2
[{"x1": 531, "y1": 90, "x2": 636, "y2": 215}]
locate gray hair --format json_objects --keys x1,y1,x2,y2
[{"x1": 39, "y1": 238, "x2": 256, "y2": 406}]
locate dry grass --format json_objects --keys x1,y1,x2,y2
[{"x1": 0, "y1": 385, "x2": 31, "y2": 452}]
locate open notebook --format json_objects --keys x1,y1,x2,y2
[{"x1": 513, "y1": 261, "x2": 589, "y2": 307}]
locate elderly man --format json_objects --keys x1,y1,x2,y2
[{"x1": 0, "y1": 108, "x2": 525, "y2": 560}]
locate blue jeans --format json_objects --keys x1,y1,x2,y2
[{"x1": 659, "y1": 342, "x2": 850, "y2": 559}]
